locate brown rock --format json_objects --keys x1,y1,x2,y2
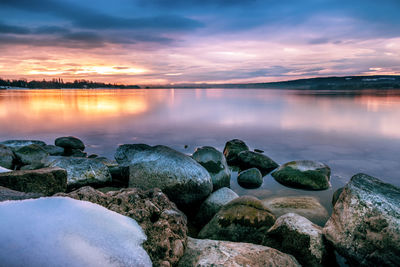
[
  {"x1": 56, "y1": 186, "x2": 188, "y2": 267},
  {"x1": 0, "y1": 167, "x2": 67, "y2": 196}
]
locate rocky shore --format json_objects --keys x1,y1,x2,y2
[{"x1": 0, "y1": 137, "x2": 399, "y2": 266}]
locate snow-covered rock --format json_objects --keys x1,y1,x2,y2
[{"x1": 0, "y1": 197, "x2": 152, "y2": 267}]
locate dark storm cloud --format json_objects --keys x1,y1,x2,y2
[{"x1": 0, "y1": 21, "x2": 30, "y2": 34}]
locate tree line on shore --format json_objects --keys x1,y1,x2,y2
[{"x1": 0, "y1": 78, "x2": 140, "y2": 89}]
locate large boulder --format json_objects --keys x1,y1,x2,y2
[
  {"x1": 0, "y1": 167, "x2": 67, "y2": 196},
  {"x1": 264, "y1": 213, "x2": 332, "y2": 267},
  {"x1": 55, "y1": 136, "x2": 85, "y2": 151},
  {"x1": 324, "y1": 173, "x2": 400, "y2": 267},
  {"x1": 194, "y1": 187, "x2": 239, "y2": 227},
  {"x1": 272, "y1": 160, "x2": 331, "y2": 190},
  {"x1": 0, "y1": 197, "x2": 152, "y2": 267},
  {"x1": 0, "y1": 140, "x2": 46, "y2": 149},
  {"x1": 198, "y1": 196, "x2": 276, "y2": 244},
  {"x1": 237, "y1": 167, "x2": 263, "y2": 189},
  {"x1": 223, "y1": 139, "x2": 249, "y2": 165},
  {"x1": 0, "y1": 144, "x2": 14, "y2": 169},
  {"x1": 237, "y1": 150, "x2": 279, "y2": 175},
  {"x1": 178, "y1": 237, "x2": 300, "y2": 267},
  {"x1": 262, "y1": 196, "x2": 329, "y2": 226},
  {"x1": 47, "y1": 156, "x2": 111, "y2": 189},
  {"x1": 192, "y1": 146, "x2": 231, "y2": 191},
  {"x1": 0, "y1": 186, "x2": 43, "y2": 202},
  {"x1": 57, "y1": 186, "x2": 187, "y2": 267},
  {"x1": 14, "y1": 144, "x2": 49, "y2": 167},
  {"x1": 115, "y1": 144, "x2": 212, "y2": 207}
]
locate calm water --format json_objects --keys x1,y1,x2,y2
[{"x1": 1, "y1": 88, "x2": 400, "y2": 213}]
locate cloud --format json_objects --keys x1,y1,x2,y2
[{"x1": 0, "y1": 21, "x2": 30, "y2": 34}]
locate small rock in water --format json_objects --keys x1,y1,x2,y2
[
  {"x1": 237, "y1": 168, "x2": 263, "y2": 189},
  {"x1": 0, "y1": 197, "x2": 152, "y2": 267},
  {"x1": 237, "y1": 151, "x2": 279, "y2": 175},
  {"x1": 55, "y1": 136, "x2": 85, "y2": 151},
  {"x1": 223, "y1": 139, "x2": 249, "y2": 165},
  {"x1": 184, "y1": 144, "x2": 188, "y2": 149},
  {"x1": 254, "y1": 148, "x2": 264, "y2": 153},
  {"x1": 272, "y1": 160, "x2": 331, "y2": 190}
]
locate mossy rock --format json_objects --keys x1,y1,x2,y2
[{"x1": 271, "y1": 160, "x2": 330, "y2": 190}]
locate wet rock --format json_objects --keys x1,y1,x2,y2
[
  {"x1": 14, "y1": 144, "x2": 49, "y2": 167},
  {"x1": 237, "y1": 151, "x2": 279, "y2": 175},
  {"x1": 116, "y1": 144, "x2": 212, "y2": 207},
  {"x1": 178, "y1": 237, "x2": 300, "y2": 267},
  {"x1": 195, "y1": 187, "x2": 239, "y2": 227},
  {"x1": 324, "y1": 173, "x2": 400, "y2": 267},
  {"x1": 0, "y1": 140, "x2": 46, "y2": 149},
  {"x1": 198, "y1": 196, "x2": 276, "y2": 244},
  {"x1": 47, "y1": 156, "x2": 111, "y2": 189},
  {"x1": 237, "y1": 168, "x2": 263, "y2": 189},
  {"x1": 0, "y1": 167, "x2": 67, "y2": 196},
  {"x1": 0, "y1": 144, "x2": 15, "y2": 169},
  {"x1": 107, "y1": 165, "x2": 129, "y2": 187},
  {"x1": 223, "y1": 139, "x2": 249, "y2": 165},
  {"x1": 331, "y1": 187, "x2": 343, "y2": 206},
  {"x1": 272, "y1": 160, "x2": 331, "y2": 190},
  {"x1": 192, "y1": 146, "x2": 231, "y2": 191},
  {"x1": 57, "y1": 186, "x2": 188, "y2": 267},
  {"x1": 264, "y1": 213, "x2": 332, "y2": 267},
  {"x1": 0, "y1": 186, "x2": 43, "y2": 202},
  {"x1": 55, "y1": 136, "x2": 85, "y2": 151},
  {"x1": 42, "y1": 145, "x2": 64, "y2": 156},
  {"x1": 69, "y1": 149, "x2": 87, "y2": 157},
  {"x1": 254, "y1": 148, "x2": 264, "y2": 153},
  {"x1": 262, "y1": 196, "x2": 329, "y2": 226}
]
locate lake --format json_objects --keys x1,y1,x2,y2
[{"x1": 1, "y1": 88, "x2": 399, "y2": 214}]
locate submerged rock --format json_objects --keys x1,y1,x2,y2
[
  {"x1": 195, "y1": 187, "x2": 239, "y2": 227},
  {"x1": 115, "y1": 144, "x2": 212, "y2": 207},
  {"x1": 262, "y1": 196, "x2": 329, "y2": 226},
  {"x1": 237, "y1": 150, "x2": 279, "y2": 175},
  {"x1": 324, "y1": 173, "x2": 400, "y2": 267},
  {"x1": 14, "y1": 144, "x2": 49, "y2": 167},
  {"x1": 0, "y1": 167, "x2": 67, "y2": 196},
  {"x1": 55, "y1": 136, "x2": 85, "y2": 151},
  {"x1": 0, "y1": 140, "x2": 46, "y2": 149},
  {"x1": 237, "y1": 167, "x2": 263, "y2": 189},
  {"x1": 264, "y1": 213, "x2": 332, "y2": 267},
  {"x1": 47, "y1": 156, "x2": 111, "y2": 189},
  {"x1": 57, "y1": 186, "x2": 187, "y2": 267},
  {"x1": 192, "y1": 146, "x2": 231, "y2": 191},
  {"x1": 272, "y1": 160, "x2": 331, "y2": 190},
  {"x1": 198, "y1": 196, "x2": 276, "y2": 244},
  {"x1": 0, "y1": 144, "x2": 15, "y2": 169},
  {"x1": 0, "y1": 197, "x2": 152, "y2": 267},
  {"x1": 0, "y1": 186, "x2": 43, "y2": 202},
  {"x1": 178, "y1": 237, "x2": 300, "y2": 267},
  {"x1": 223, "y1": 139, "x2": 249, "y2": 165}
]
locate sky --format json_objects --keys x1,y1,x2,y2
[{"x1": 0, "y1": 0, "x2": 399, "y2": 84}]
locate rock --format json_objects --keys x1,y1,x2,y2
[
  {"x1": 42, "y1": 145, "x2": 64, "y2": 156},
  {"x1": 223, "y1": 139, "x2": 249, "y2": 165},
  {"x1": 192, "y1": 146, "x2": 231, "y2": 191},
  {"x1": 0, "y1": 167, "x2": 67, "y2": 196},
  {"x1": 14, "y1": 144, "x2": 49, "y2": 167},
  {"x1": 198, "y1": 196, "x2": 276, "y2": 244},
  {"x1": 108, "y1": 165, "x2": 129, "y2": 187},
  {"x1": 0, "y1": 144, "x2": 15, "y2": 169},
  {"x1": 0, "y1": 186, "x2": 43, "y2": 202},
  {"x1": 55, "y1": 136, "x2": 85, "y2": 151},
  {"x1": 0, "y1": 197, "x2": 152, "y2": 267},
  {"x1": 264, "y1": 213, "x2": 332, "y2": 267},
  {"x1": 254, "y1": 148, "x2": 264, "y2": 153},
  {"x1": 237, "y1": 151, "x2": 279, "y2": 175},
  {"x1": 69, "y1": 148, "x2": 87, "y2": 157},
  {"x1": 237, "y1": 168, "x2": 263, "y2": 189},
  {"x1": 331, "y1": 187, "x2": 343, "y2": 206},
  {"x1": 195, "y1": 187, "x2": 239, "y2": 227},
  {"x1": 0, "y1": 166, "x2": 11, "y2": 173},
  {"x1": 47, "y1": 156, "x2": 111, "y2": 189},
  {"x1": 116, "y1": 144, "x2": 212, "y2": 207},
  {"x1": 178, "y1": 237, "x2": 300, "y2": 267},
  {"x1": 57, "y1": 186, "x2": 187, "y2": 267},
  {"x1": 271, "y1": 160, "x2": 331, "y2": 190},
  {"x1": 262, "y1": 196, "x2": 329, "y2": 226},
  {"x1": 323, "y1": 173, "x2": 400, "y2": 267},
  {"x1": 88, "y1": 154, "x2": 98, "y2": 158},
  {"x1": 0, "y1": 140, "x2": 46, "y2": 149}
]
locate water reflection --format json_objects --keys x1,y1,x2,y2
[{"x1": 1, "y1": 89, "x2": 399, "y2": 195}]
